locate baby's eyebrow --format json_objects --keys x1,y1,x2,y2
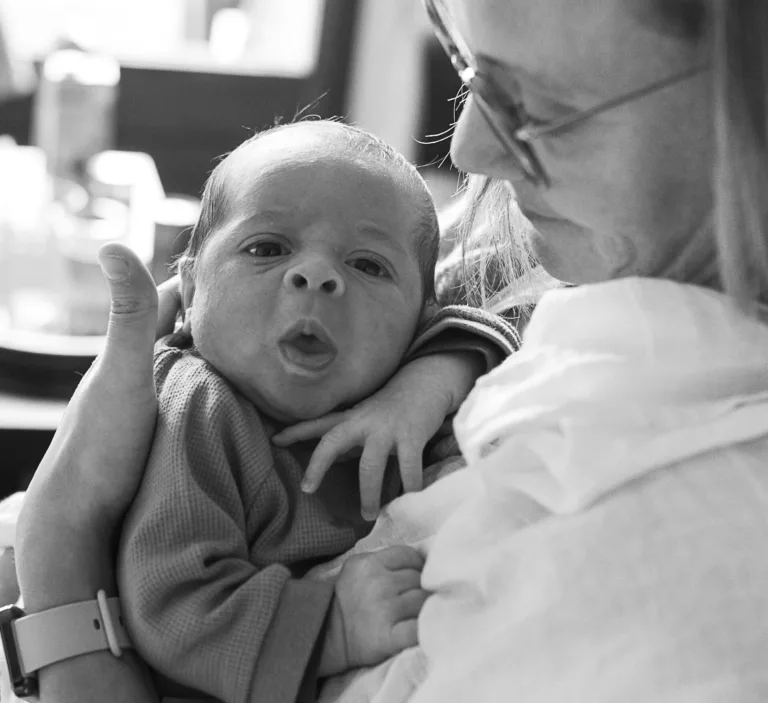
[
  {"x1": 222, "y1": 209, "x2": 293, "y2": 237},
  {"x1": 356, "y1": 223, "x2": 406, "y2": 256},
  {"x1": 238, "y1": 208, "x2": 291, "y2": 224}
]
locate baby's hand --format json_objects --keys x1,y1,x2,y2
[
  {"x1": 273, "y1": 352, "x2": 484, "y2": 521},
  {"x1": 318, "y1": 546, "x2": 427, "y2": 676}
]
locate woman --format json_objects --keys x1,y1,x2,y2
[{"x1": 14, "y1": 0, "x2": 768, "y2": 700}]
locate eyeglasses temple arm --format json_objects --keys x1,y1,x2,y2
[{"x1": 520, "y1": 64, "x2": 708, "y2": 141}]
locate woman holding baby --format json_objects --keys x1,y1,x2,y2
[{"x1": 10, "y1": 0, "x2": 768, "y2": 700}]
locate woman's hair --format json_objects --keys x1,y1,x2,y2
[
  {"x1": 458, "y1": 0, "x2": 768, "y2": 311},
  {"x1": 452, "y1": 176, "x2": 556, "y2": 320},
  {"x1": 712, "y1": 0, "x2": 768, "y2": 307}
]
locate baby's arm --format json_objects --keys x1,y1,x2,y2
[
  {"x1": 274, "y1": 305, "x2": 520, "y2": 518},
  {"x1": 117, "y1": 357, "x2": 333, "y2": 703},
  {"x1": 404, "y1": 303, "x2": 521, "y2": 368}
]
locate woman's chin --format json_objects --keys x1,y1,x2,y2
[{"x1": 526, "y1": 217, "x2": 618, "y2": 285}]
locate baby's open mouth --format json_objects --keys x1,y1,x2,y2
[{"x1": 279, "y1": 322, "x2": 338, "y2": 373}]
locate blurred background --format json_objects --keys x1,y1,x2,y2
[{"x1": 0, "y1": 0, "x2": 467, "y2": 497}]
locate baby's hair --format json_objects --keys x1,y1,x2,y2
[{"x1": 180, "y1": 120, "x2": 440, "y2": 304}]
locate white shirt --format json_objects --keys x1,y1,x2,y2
[{"x1": 413, "y1": 278, "x2": 768, "y2": 702}]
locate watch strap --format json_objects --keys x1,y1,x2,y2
[{"x1": 14, "y1": 597, "x2": 133, "y2": 676}]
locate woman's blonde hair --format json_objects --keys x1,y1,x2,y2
[
  {"x1": 712, "y1": 0, "x2": 768, "y2": 307},
  {"x1": 452, "y1": 176, "x2": 559, "y2": 324}
]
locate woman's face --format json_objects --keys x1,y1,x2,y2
[{"x1": 448, "y1": 0, "x2": 714, "y2": 284}]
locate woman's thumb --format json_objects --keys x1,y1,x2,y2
[{"x1": 97, "y1": 242, "x2": 158, "y2": 371}]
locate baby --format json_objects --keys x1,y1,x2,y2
[{"x1": 118, "y1": 120, "x2": 518, "y2": 703}]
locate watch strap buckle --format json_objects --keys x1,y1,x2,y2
[
  {"x1": 0, "y1": 604, "x2": 38, "y2": 698},
  {"x1": 0, "y1": 594, "x2": 133, "y2": 700}
]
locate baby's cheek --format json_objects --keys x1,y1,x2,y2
[
  {"x1": 353, "y1": 319, "x2": 413, "y2": 390},
  {"x1": 189, "y1": 296, "x2": 232, "y2": 363}
]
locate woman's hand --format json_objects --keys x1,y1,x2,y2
[
  {"x1": 272, "y1": 352, "x2": 484, "y2": 521},
  {"x1": 15, "y1": 244, "x2": 181, "y2": 613}
]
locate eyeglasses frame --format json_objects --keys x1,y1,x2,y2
[{"x1": 424, "y1": 0, "x2": 707, "y2": 187}]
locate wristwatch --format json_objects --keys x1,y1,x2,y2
[{"x1": 0, "y1": 592, "x2": 133, "y2": 700}]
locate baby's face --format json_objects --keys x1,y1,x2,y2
[{"x1": 186, "y1": 128, "x2": 425, "y2": 421}]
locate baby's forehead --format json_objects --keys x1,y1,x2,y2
[
  {"x1": 221, "y1": 128, "x2": 421, "y2": 212},
  {"x1": 225, "y1": 125, "x2": 388, "y2": 180},
  {"x1": 214, "y1": 124, "x2": 428, "y2": 255}
]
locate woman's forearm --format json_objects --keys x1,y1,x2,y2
[
  {"x1": 17, "y1": 519, "x2": 116, "y2": 612},
  {"x1": 9, "y1": 246, "x2": 172, "y2": 703},
  {"x1": 39, "y1": 651, "x2": 158, "y2": 703},
  {"x1": 16, "y1": 524, "x2": 158, "y2": 703}
]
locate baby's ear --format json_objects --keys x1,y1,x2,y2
[
  {"x1": 177, "y1": 256, "x2": 196, "y2": 313},
  {"x1": 166, "y1": 256, "x2": 195, "y2": 346},
  {"x1": 419, "y1": 300, "x2": 441, "y2": 327}
]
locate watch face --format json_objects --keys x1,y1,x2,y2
[{"x1": 0, "y1": 605, "x2": 38, "y2": 699}]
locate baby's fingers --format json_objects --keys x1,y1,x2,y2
[
  {"x1": 394, "y1": 588, "x2": 430, "y2": 622},
  {"x1": 376, "y1": 545, "x2": 426, "y2": 572},
  {"x1": 397, "y1": 441, "x2": 424, "y2": 495},
  {"x1": 359, "y1": 438, "x2": 394, "y2": 522},
  {"x1": 301, "y1": 424, "x2": 364, "y2": 493},
  {"x1": 272, "y1": 412, "x2": 347, "y2": 446},
  {"x1": 388, "y1": 618, "x2": 420, "y2": 655},
  {"x1": 391, "y1": 569, "x2": 424, "y2": 595}
]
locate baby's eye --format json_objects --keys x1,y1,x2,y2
[
  {"x1": 247, "y1": 241, "x2": 286, "y2": 258},
  {"x1": 350, "y1": 258, "x2": 388, "y2": 278}
]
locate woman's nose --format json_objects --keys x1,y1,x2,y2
[
  {"x1": 451, "y1": 97, "x2": 527, "y2": 183},
  {"x1": 283, "y1": 257, "x2": 346, "y2": 297}
]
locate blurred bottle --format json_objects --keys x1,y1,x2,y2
[
  {"x1": 32, "y1": 49, "x2": 120, "y2": 188},
  {"x1": 88, "y1": 150, "x2": 164, "y2": 262},
  {"x1": 48, "y1": 150, "x2": 163, "y2": 335},
  {"x1": 152, "y1": 195, "x2": 201, "y2": 284},
  {"x1": 52, "y1": 195, "x2": 129, "y2": 336},
  {"x1": 86, "y1": 149, "x2": 137, "y2": 205},
  {"x1": 0, "y1": 143, "x2": 61, "y2": 335},
  {"x1": 0, "y1": 5, "x2": 36, "y2": 103}
]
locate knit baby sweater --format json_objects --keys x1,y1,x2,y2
[{"x1": 117, "y1": 306, "x2": 520, "y2": 703}]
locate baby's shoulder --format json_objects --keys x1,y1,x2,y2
[{"x1": 154, "y1": 335, "x2": 222, "y2": 389}]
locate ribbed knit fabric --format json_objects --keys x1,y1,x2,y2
[
  {"x1": 407, "y1": 305, "x2": 521, "y2": 368},
  {"x1": 118, "y1": 304, "x2": 521, "y2": 703},
  {"x1": 118, "y1": 343, "x2": 358, "y2": 703}
]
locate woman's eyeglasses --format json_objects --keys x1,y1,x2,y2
[{"x1": 423, "y1": 0, "x2": 706, "y2": 187}]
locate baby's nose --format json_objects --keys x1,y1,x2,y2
[{"x1": 283, "y1": 259, "x2": 345, "y2": 296}]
